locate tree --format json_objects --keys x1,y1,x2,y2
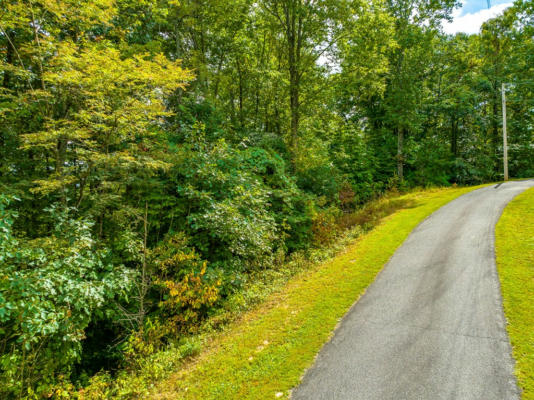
[
  {"x1": 260, "y1": 0, "x2": 354, "y2": 156},
  {"x1": 380, "y1": 0, "x2": 458, "y2": 180}
]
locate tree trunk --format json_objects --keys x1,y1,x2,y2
[
  {"x1": 451, "y1": 116, "x2": 458, "y2": 157},
  {"x1": 213, "y1": 54, "x2": 225, "y2": 99},
  {"x1": 492, "y1": 84, "x2": 500, "y2": 171},
  {"x1": 289, "y1": 73, "x2": 299, "y2": 152},
  {"x1": 237, "y1": 60, "x2": 244, "y2": 128},
  {"x1": 285, "y1": 0, "x2": 301, "y2": 157},
  {"x1": 397, "y1": 128, "x2": 404, "y2": 181},
  {"x1": 2, "y1": 30, "x2": 14, "y2": 89},
  {"x1": 138, "y1": 201, "x2": 149, "y2": 329}
]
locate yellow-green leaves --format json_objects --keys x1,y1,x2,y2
[
  {"x1": 21, "y1": 41, "x2": 192, "y2": 196},
  {"x1": 42, "y1": 0, "x2": 117, "y2": 30}
]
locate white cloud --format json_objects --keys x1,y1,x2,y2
[{"x1": 443, "y1": 3, "x2": 513, "y2": 35}]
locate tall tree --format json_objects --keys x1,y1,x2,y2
[
  {"x1": 381, "y1": 0, "x2": 458, "y2": 180},
  {"x1": 260, "y1": 0, "x2": 352, "y2": 155}
]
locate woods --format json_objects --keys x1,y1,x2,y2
[{"x1": 1, "y1": 0, "x2": 533, "y2": 398}]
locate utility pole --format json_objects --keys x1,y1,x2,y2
[{"x1": 502, "y1": 83, "x2": 509, "y2": 181}]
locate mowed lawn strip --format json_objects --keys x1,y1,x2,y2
[
  {"x1": 151, "y1": 186, "x2": 484, "y2": 400},
  {"x1": 496, "y1": 187, "x2": 534, "y2": 400}
]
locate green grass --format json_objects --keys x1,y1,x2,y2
[
  {"x1": 496, "y1": 187, "x2": 534, "y2": 400},
  {"x1": 146, "y1": 185, "x2": 484, "y2": 400}
]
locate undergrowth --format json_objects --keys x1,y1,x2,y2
[{"x1": 75, "y1": 186, "x2": 479, "y2": 399}]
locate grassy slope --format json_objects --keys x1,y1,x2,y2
[
  {"x1": 150, "y1": 186, "x2": 483, "y2": 400},
  {"x1": 496, "y1": 187, "x2": 534, "y2": 400}
]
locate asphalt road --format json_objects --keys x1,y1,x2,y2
[{"x1": 292, "y1": 180, "x2": 534, "y2": 400}]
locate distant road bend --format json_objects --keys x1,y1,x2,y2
[{"x1": 293, "y1": 180, "x2": 534, "y2": 400}]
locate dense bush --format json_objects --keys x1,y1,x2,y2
[
  {"x1": 165, "y1": 122, "x2": 315, "y2": 268},
  {"x1": 0, "y1": 197, "x2": 133, "y2": 398}
]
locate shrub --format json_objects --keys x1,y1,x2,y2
[
  {"x1": 0, "y1": 197, "x2": 134, "y2": 399},
  {"x1": 152, "y1": 234, "x2": 220, "y2": 335},
  {"x1": 169, "y1": 131, "x2": 315, "y2": 265},
  {"x1": 311, "y1": 206, "x2": 343, "y2": 245}
]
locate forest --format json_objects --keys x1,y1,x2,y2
[{"x1": 1, "y1": 0, "x2": 533, "y2": 398}]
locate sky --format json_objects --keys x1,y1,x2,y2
[{"x1": 443, "y1": 0, "x2": 514, "y2": 34}]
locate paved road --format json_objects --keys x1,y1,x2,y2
[{"x1": 292, "y1": 180, "x2": 534, "y2": 400}]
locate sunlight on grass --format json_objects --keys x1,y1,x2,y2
[
  {"x1": 496, "y1": 187, "x2": 534, "y2": 400},
  {"x1": 148, "y1": 185, "x2": 484, "y2": 400}
]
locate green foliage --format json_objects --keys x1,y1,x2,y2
[
  {"x1": 151, "y1": 233, "x2": 220, "y2": 333},
  {"x1": 177, "y1": 140, "x2": 278, "y2": 264},
  {"x1": 167, "y1": 121, "x2": 314, "y2": 266},
  {"x1": 1, "y1": 0, "x2": 533, "y2": 396},
  {"x1": 0, "y1": 197, "x2": 133, "y2": 398}
]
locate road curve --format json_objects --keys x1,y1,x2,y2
[{"x1": 292, "y1": 180, "x2": 534, "y2": 400}]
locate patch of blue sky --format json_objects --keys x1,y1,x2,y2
[
  {"x1": 459, "y1": 0, "x2": 512, "y2": 16},
  {"x1": 443, "y1": 0, "x2": 514, "y2": 34}
]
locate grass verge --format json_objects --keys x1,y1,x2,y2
[
  {"x1": 496, "y1": 187, "x2": 534, "y2": 399},
  {"x1": 144, "y1": 185, "x2": 483, "y2": 400}
]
